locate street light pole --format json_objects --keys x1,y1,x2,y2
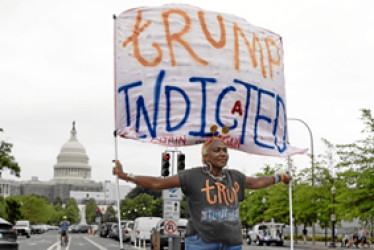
[
  {"x1": 288, "y1": 118, "x2": 316, "y2": 245},
  {"x1": 329, "y1": 185, "x2": 336, "y2": 248},
  {"x1": 262, "y1": 197, "x2": 266, "y2": 222}
]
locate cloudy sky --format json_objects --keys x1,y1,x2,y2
[{"x1": 1, "y1": 0, "x2": 373, "y2": 183}]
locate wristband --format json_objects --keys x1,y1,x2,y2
[
  {"x1": 127, "y1": 173, "x2": 135, "y2": 182},
  {"x1": 281, "y1": 173, "x2": 286, "y2": 182},
  {"x1": 272, "y1": 174, "x2": 282, "y2": 184}
]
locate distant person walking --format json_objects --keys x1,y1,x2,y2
[
  {"x1": 113, "y1": 137, "x2": 292, "y2": 250},
  {"x1": 302, "y1": 228, "x2": 308, "y2": 244}
]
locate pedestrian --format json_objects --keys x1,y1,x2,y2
[
  {"x1": 360, "y1": 231, "x2": 370, "y2": 248},
  {"x1": 112, "y1": 137, "x2": 292, "y2": 250},
  {"x1": 346, "y1": 233, "x2": 359, "y2": 248},
  {"x1": 341, "y1": 233, "x2": 349, "y2": 247},
  {"x1": 302, "y1": 227, "x2": 308, "y2": 244}
]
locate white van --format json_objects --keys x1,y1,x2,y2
[{"x1": 131, "y1": 217, "x2": 162, "y2": 245}]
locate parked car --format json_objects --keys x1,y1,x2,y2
[
  {"x1": 110, "y1": 221, "x2": 130, "y2": 241},
  {"x1": 131, "y1": 217, "x2": 162, "y2": 246},
  {"x1": 100, "y1": 222, "x2": 115, "y2": 238},
  {"x1": 122, "y1": 221, "x2": 134, "y2": 242},
  {"x1": 78, "y1": 224, "x2": 89, "y2": 233},
  {"x1": 0, "y1": 217, "x2": 18, "y2": 250},
  {"x1": 109, "y1": 224, "x2": 119, "y2": 239},
  {"x1": 70, "y1": 224, "x2": 80, "y2": 233},
  {"x1": 31, "y1": 224, "x2": 43, "y2": 234},
  {"x1": 247, "y1": 222, "x2": 285, "y2": 246},
  {"x1": 13, "y1": 220, "x2": 31, "y2": 238}
]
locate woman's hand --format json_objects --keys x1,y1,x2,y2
[
  {"x1": 282, "y1": 172, "x2": 292, "y2": 186},
  {"x1": 112, "y1": 160, "x2": 123, "y2": 176},
  {"x1": 112, "y1": 159, "x2": 135, "y2": 182}
]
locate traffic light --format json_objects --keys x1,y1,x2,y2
[
  {"x1": 161, "y1": 153, "x2": 171, "y2": 177},
  {"x1": 177, "y1": 153, "x2": 185, "y2": 172},
  {"x1": 95, "y1": 208, "x2": 103, "y2": 217}
]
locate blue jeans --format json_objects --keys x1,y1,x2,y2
[{"x1": 185, "y1": 234, "x2": 242, "y2": 250}]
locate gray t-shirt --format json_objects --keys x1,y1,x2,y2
[{"x1": 179, "y1": 167, "x2": 246, "y2": 245}]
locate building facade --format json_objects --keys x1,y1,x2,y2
[{"x1": 1, "y1": 122, "x2": 130, "y2": 204}]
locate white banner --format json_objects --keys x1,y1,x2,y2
[{"x1": 115, "y1": 4, "x2": 304, "y2": 156}]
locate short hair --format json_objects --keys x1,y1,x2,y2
[{"x1": 201, "y1": 137, "x2": 225, "y2": 164}]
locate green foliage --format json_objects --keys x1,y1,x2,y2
[
  {"x1": 85, "y1": 198, "x2": 99, "y2": 223},
  {"x1": 50, "y1": 203, "x2": 64, "y2": 225},
  {"x1": 103, "y1": 205, "x2": 117, "y2": 223},
  {"x1": 240, "y1": 189, "x2": 266, "y2": 226},
  {"x1": 17, "y1": 195, "x2": 51, "y2": 224},
  {"x1": 120, "y1": 193, "x2": 156, "y2": 220},
  {"x1": 64, "y1": 198, "x2": 79, "y2": 224},
  {"x1": 5, "y1": 197, "x2": 22, "y2": 224},
  {"x1": 0, "y1": 197, "x2": 6, "y2": 218},
  {"x1": 266, "y1": 182, "x2": 290, "y2": 223},
  {"x1": 126, "y1": 186, "x2": 161, "y2": 199},
  {"x1": 151, "y1": 198, "x2": 164, "y2": 218},
  {"x1": 0, "y1": 128, "x2": 20, "y2": 177},
  {"x1": 335, "y1": 109, "x2": 374, "y2": 224}
]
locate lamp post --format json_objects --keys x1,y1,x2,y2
[
  {"x1": 288, "y1": 118, "x2": 316, "y2": 245},
  {"x1": 262, "y1": 197, "x2": 266, "y2": 222},
  {"x1": 329, "y1": 185, "x2": 336, "y2": 248}
]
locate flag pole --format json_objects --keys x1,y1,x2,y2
[
  {"x1": 288, "y1": 156, "x2": 294, "y2": 250},
  {"x1": 113, "y1": 13, "x2": 124, "y2": 250},
  {"x1": 114, "y1": 130, "x2": 124, "y2": 249}
]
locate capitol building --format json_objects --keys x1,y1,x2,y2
[{"x1": 0, "y1": 122, "x2": 130, "y2": 205}]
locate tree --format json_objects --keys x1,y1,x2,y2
[
  {"x1": 240, "y1": 164, "x2": 287, "y2": 227},
  {"x1": 85, "y1": 198, "x2": 99, "y2": 223},
  {"x1": 0, "y1": 128, "x2": 20, "y2": 177},
  {"x1": 50, "y1": 203, "x2": 64, "y2": 225},
  {"x1": 335, "y1": 109, "x2": 374, "y2": 226},
  {"x1": 0, "y1": 196, "x2": 6, "y2": 219},
  {"x1": 126, "y1": 186, "x2": 161, "y2": 199},
  {"x1": 103, "y1": 205, "x2": 117, "y2": 223},
  {"x1": 64, "y1": 198, "x2": 79, "y2": 224},
  {"x1": 240, "y1": 189, "x2": 267, "y2": 227},
  {"x1": 18, "y1": 195, "x2": 51, "y2": 224},
  {"x1": 53, "y1": 197, "x2": 62, "y2": 206},
  {"x1": 5, "y1": 197, "x2": 22, "y2": 224}
]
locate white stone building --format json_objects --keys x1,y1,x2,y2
[{"x1": 1, "y1": 122, "x2": 131, "y2": 205}]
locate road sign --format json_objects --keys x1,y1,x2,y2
[
  {"x1": 162, "y1": 188, "x2": 182, "y2": 201},
  {"x1": 163, "y1": 200, "x2": 180, "y2": 221},
  {"x1": 164, "y1": 220, "x2": 178, "y2": 234}
]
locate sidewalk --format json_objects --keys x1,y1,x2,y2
[{"x1": 285, "y1": 240, "x2": 342, "y2": 250}]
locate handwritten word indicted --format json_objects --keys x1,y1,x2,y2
[
  {"x1": 117, "y1": 70, "x2": 287, "y2": 153},
  {"x1": 115, "y1": 5, "x2": 307, "y2": 157},
  {"x1": 201, "y1": 207, "x2": 239, "y2": 222},
  {"x1": 121, "y1": 9, "x2": 281, "y2": 79}
]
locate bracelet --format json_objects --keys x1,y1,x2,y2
[
  {"x1": 272, "y1": 174, "x2": 282, "y2": 184},
  {"x1": 127, "y1": 173, "x2": 136, "y2": 182}
]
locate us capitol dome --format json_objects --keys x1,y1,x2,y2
[
  {"x1": 54, "y1": 122, "x2": 91, "y2": 181},
  {"x1": 2, "y1": 122, "x2": 131, "y2": 205}
]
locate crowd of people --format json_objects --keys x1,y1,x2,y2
[{"x1": 342, "y1": 227, "x2": 371, "y2": 248}]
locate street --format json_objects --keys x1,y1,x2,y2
[
  {"x1": 18, "y1": 231, "x2": 332, "y2": 250},
  {"x1": 18, "y1": 231, "x2": 131, "y2": 250}
]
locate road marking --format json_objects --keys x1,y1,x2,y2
[
  {"x1": 46, "y1": 235, "x2": 72, "y2": 250},
  {"x1": 83, "y1": 236, "x2": 108, "y2": 250},
  {"x1": 46, "y1": 241, "x2": 59, "y2": 250}
]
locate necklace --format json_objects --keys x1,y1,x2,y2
[{"x1": 204, "y1": 166, "x2": 226, "y2": 181}]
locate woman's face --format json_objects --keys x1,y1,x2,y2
[{"x1": 204, "y1": 139, "x2": 229, "y2": 168}]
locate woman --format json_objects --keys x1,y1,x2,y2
[{"x1": 113, "y1": 137, "x2": 291, "y2": 250}]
